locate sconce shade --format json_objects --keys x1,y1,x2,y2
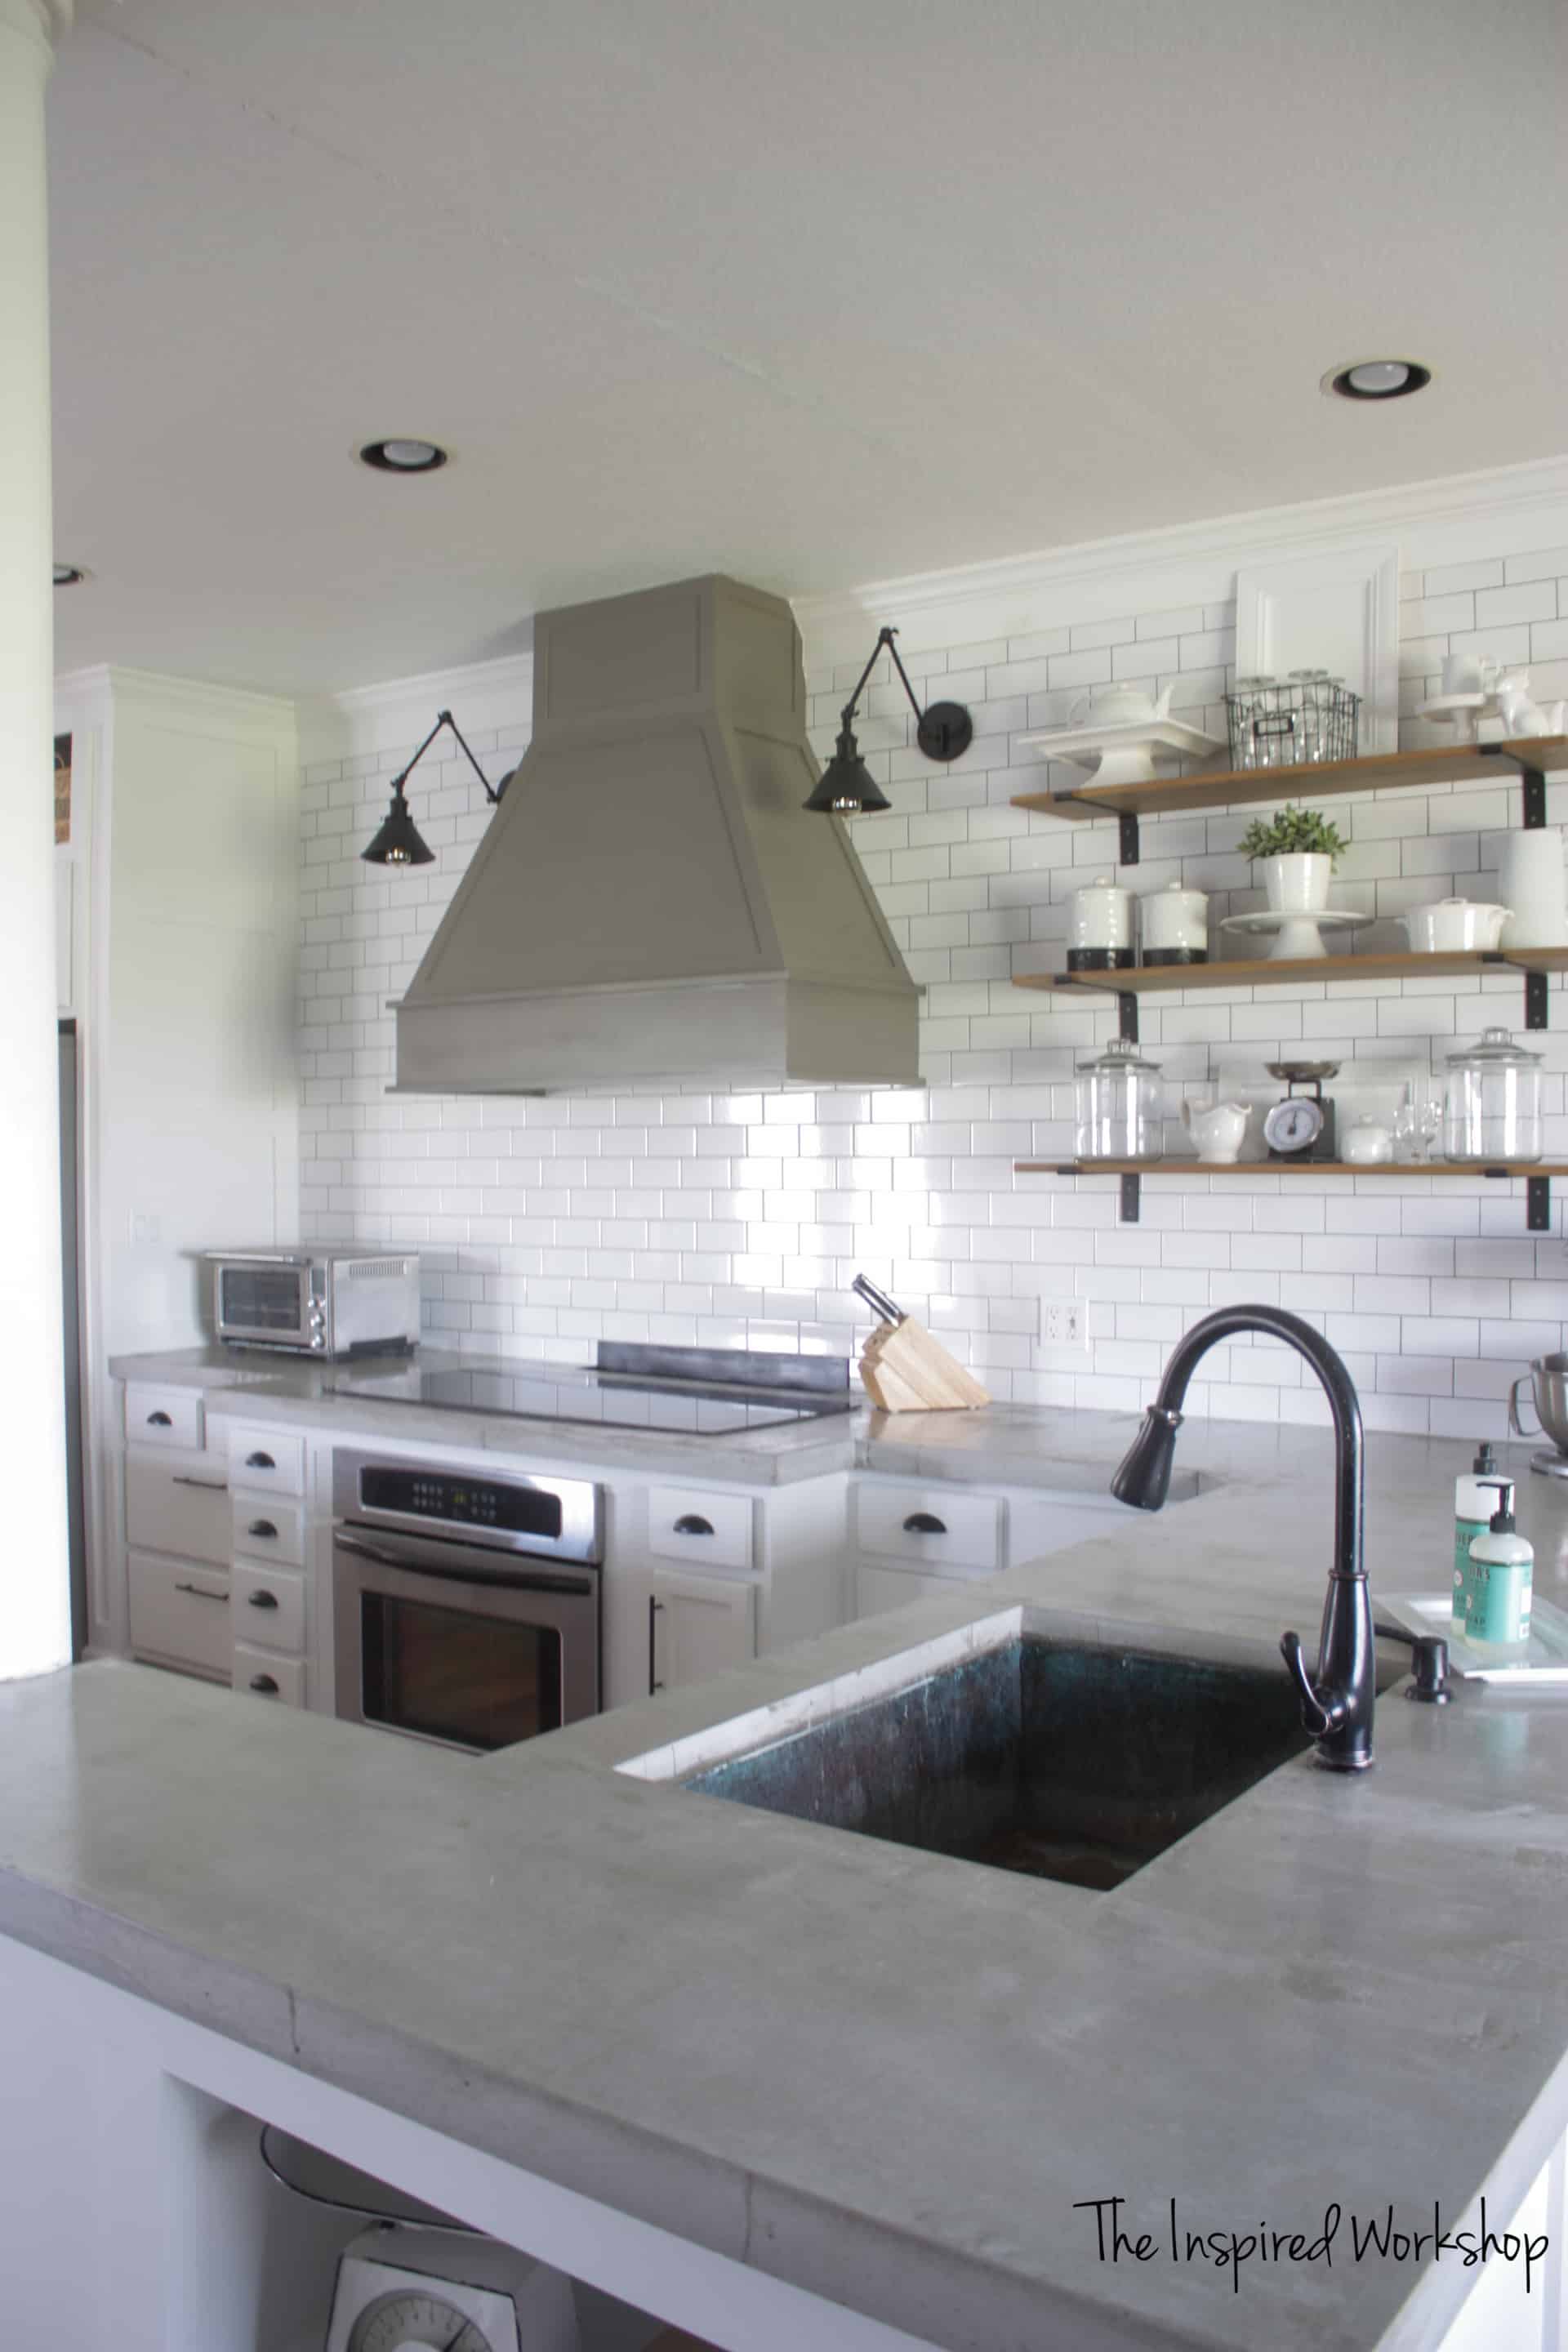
[
  {"x1": 803, "y1": 726, "x2": 892, "y2": 815},
  {"x1": 362, "y1": 782, "x2": 435, "y2": 866}
]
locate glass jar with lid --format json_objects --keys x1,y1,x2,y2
[
  {"x1": 1076, "y1": 1037, "x2": 1164, "y2": 1160},
  {"x1": 1441, "y1": 1027, "x2": 1544, "y2": 1164}
]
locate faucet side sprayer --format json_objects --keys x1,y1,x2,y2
[{"x1": 1111, "y1": 1304, "x2": 1374, "y2": 1772}]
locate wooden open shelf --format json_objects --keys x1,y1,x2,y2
[
  {"x1": 1015, "y1": 1152, "x2": 1564, "y2": 1230},
  {"x1": 1014, "y1": 947, "x2": 1568, "y2": 999},
  {"x1": 1016, "y1": 1159, "x2": 1568, "y2": 1179},
  {"x1": 1009, "y1": 736, "x2": 1567, "y2": 824}
]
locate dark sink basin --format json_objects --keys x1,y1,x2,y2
[{"x1": 683, "y1": 1635, "x2": 1308, "y2": 1892}]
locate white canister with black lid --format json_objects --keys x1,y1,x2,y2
[
  {"x1": 1138, "y1": 880, "x2": 1209, "y2": 966},
  {"x1": 1068, "y1": 875, "x2": 1134, "y2": 972}
]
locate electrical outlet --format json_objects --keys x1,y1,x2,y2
[{"x1": 1041, "y1": 1301, "x2": 1087, "y2": 1350}]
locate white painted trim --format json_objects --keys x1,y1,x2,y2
[
  {"x1": 791, "y1": 452, "x2": 1568, "y2": 659},
  {"x1": 1234, "y1": 541, "x2": 1401, "y2": 752},
  {"x1": 297, "y1": 652, "x2": 535, "y2": 767},
  {"x1": 278, "y1": 452, "x2": 1568, "y2": 762},
  {"x1": 55, "y1": 662, "x2": 297, "y2": 742}
]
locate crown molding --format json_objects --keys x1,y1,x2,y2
[
  {"x1": 53, "y1": 662, "x2": 296, "y2": 742},
  {"x1": 296, "y1": 649, "x2": 535, "y2": 766},
  {"x1": 791, "y1": 454, "x2": 1568, "y2": 658}
]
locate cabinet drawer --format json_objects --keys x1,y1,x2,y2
[
  {"x1": 125, "y1": 1449, "x2": 229, "y2": 1564},
  {"x1": 223, "y1": 1424, "x2": 305, "y2": 1497},
  {"x1": 647, "y1": 1486, "x2": 753, "y2": 1573},
  {"x1": 854, "y1": 1483, "x2": 1002, "y2": 1573},
  {"x1": 127, "y1": 1548, "x2": 231, "y2": 1677},
  {"x1": 230, "y1": 1494, "x2": 306, "y2": 1569},
  {"x1": 231, "y1": 1560, "x2": 305, "y2": 1655},
  {"x1": 124, "y1": 1383, "x2": 203, "y2": 1451},
  {"x1": 233, "y1": 1642, "x2": 305, "y2": 1708}
]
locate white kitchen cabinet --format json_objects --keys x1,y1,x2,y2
[
  {"x1": 650, "y1": 1568, "x2": 756, "y2": 1695},
  {"x1": 124, "y1": 1447, "x2": 229, "y2": 1562},
  {"x1": 855, "y1": 1481, "x2": 1002, "y2": 1574},
  {"x1": 223, "y1": 1424, "x2": 306, "y2": 1498},
  {"x1": 231, "y1": 1559, "x2": 307, "y2": 1655},
  {"x1": 127, "y1": 1549, "x2": 232, "y2": 1681},
  {"x1": 646, "y1": 1483, "x2": 754, "y2": 1572},
  {"x1": 229, "y1": 1491, "x2": 307, "y2": 1569},
  {"x1": 233, "y1": 1642, "x2": 306, "y2": 1709},
  {"x1": 124, "y1": 1383, "x2": 203, "y2": 1451},
  {"x1": 853, "y1": 1559, "x2": 970, "y2": 1624}
]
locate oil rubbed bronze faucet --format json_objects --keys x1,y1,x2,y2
[{"x1": 1111, "y1": 1305, "x2": 1374, "y2": 1773}]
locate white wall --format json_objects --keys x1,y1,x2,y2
[
  {"x1": 296, "y1": 461, "x2": 1568, "y2": 1438},
  {"x1": 56, "y1": 666, "x2": 300, "y2": 1652},
  {"x1": 95, "y1": 674, "x2": 301, "y2": 1353}
]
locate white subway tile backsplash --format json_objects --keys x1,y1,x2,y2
[{"x1": 298, "y1": 520, "x2": 1568, "y2": 1431}]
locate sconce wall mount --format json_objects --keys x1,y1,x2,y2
[
  {"x1": 361, "y1": 707, "x2": 514, "y2": 867},
  {"x1": 804, "y1": 627, "x2": 973, "y2": 815}
]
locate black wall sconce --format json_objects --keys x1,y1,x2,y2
[
  {"x1": 804, "y1": 626, "x2": 973, "y2": 815},
  {"x1": 362, "y1": 708, "x2": 514, "y2": 866}
]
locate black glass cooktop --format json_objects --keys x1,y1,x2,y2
[{"x1": 326, "y1": 1343, "x2": 853, "y2": 1437}]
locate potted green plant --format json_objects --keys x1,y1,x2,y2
[{"x1": 1236, "y1": 804, "x2": 1348, "y2": 917}]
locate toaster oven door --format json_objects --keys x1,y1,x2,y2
[{"x1": 215, "y1": 1259, "x2": 313, "y2": 1347}]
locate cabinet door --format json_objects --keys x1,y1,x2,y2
[
  {"x1": 853, "y1": 1560, "x2": 967, "y2": 1625},
  {"x1": 651, "y1": 1570, "x2": 756, "y2": 1695}
]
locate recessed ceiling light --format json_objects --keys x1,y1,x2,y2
[
  {"x1": 52, "y1": 563, "x2": 87, "y2": 586},
  {"x1": 359, "y1": 438, "x2": 448, "y2": 474},
  {"x1": 1324, "y1": 359, "x2": 1432, "y2": 402}
]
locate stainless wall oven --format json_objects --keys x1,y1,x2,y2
[{"x1": 332, "y1": 1450, "x2": 604, "y2": 1753}]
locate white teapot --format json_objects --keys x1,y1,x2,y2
[
  {"x1": 1182, "y1": 1098, "x2": 1249, "y2": 1164},
  {"x1": 1070, "y1": 680, "x2": 1176, "y2": 729}
]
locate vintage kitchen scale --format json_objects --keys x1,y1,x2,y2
[{"x1": 1262, "y1": 1060, "x2": 1340, "y2": 1163}]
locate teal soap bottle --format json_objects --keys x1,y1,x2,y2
[
  {"x1": 1468, "y1": 1478, "x2": 1534, "y2": 1650},
  {"x1": 1453, "y1": 1439, "x2": 1499, "y2": 1633}
]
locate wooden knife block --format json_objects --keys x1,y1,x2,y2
[{"x1": 859, "y1": 1316, "x2": 990, "y2": 1412}]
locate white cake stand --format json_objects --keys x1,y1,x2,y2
[
  {"x1": 1015, "y1": 718, "x2": 1225, "y2": 789},
  {"x1": 1220, "y1": 909, "x2": 1366, "y2": 963},
  {"x1": 1416, "y1": 693, "x2": 1487, "y2": 743}
]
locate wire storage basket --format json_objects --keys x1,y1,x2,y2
[{"x1": 1225, "y1": 672, "x2": 1361, "y2": 770}]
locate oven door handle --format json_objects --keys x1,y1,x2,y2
[{"x1": 332, "y1": 1528, "x2": 594, "y2": 1596}]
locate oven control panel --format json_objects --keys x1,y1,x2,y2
[
  {"x1": 361, "y1": 1465, "x2": 562, "y2": 1539},
  {"x1": 333, "y1": 1450, "x2": 604, "y2": 1565}
]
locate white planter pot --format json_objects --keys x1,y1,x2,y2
[{"x1": 1263, "y1": 853, "x2": 1332, "y2": 915}]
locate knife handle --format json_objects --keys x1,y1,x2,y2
[{"x1": 852, "y1": 1272, "x2": 905, "y2": 1326}]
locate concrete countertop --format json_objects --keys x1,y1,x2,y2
[
  {"x1": 114, "y1": 1345, "x2": 1226, "y2": 1493},
  {"x1": 8, "y1": 1410, "x2": 1568, "y2": 2350}
]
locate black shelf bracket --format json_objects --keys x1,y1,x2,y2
[
  {"x1": 1120, "y1": 1171, "x2": 1142, "y2": 1223},
  {"x1": 1049, "y1": 791, "x2": 1140, "y2": 864},
  {"x1": 1528, "y1": 1176, "x2": 1552, "y2": 1232},
  {"x1": 1526, "y1": 968, "x2": 1550, "y2": 1031},
  {"x1": 1117, "y1": 991, "x2": 1139, "y2": 1043},
  {"x1": 1477, "y1": 742, "x2": 1548, "y2": 829}
]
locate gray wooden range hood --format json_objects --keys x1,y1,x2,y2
[{"x1": 392, "y1": 575, "x2": 921, "y2": 1094}]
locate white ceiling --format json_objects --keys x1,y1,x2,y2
[{"x1": 46, "y1": 0, "x2": 1568, "y2": 696}]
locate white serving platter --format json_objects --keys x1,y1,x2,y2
[
  {"x1": 1013, "y1": 718, "x2": 1226, "y2": 773},
  {"x1": 1380, "y1": 1590, "x2": 1568, "y2": 1684}
]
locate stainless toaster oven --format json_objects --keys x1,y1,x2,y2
[{"x1": 207, "y1": 1249, "x2": 421, "y2": 1356}]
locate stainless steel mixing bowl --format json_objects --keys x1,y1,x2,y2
[{"x1": 1510, "y1": 1355, "x2": 1568, "y2": 1454}]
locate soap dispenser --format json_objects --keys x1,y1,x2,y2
[
  {"x1": 1453, "y1": 1439, "x2": 1499, "y2": 1631},
  {"x1": 1468, "y1": 1478, "x2": 1534, "y2": 1650}
]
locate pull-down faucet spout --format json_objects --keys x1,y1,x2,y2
[{"x1": 1111, "y1": 1305, "x2": 1374, "y2": 1772}]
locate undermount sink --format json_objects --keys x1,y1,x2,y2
[{"x1": 679, "y1": 1627, "x2": 1309, "y2": 1893}]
